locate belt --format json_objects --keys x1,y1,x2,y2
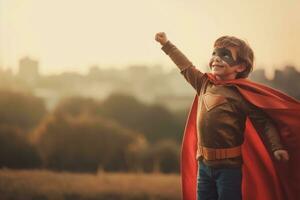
[{"x1": 197, "y1": 145, "x2": 242, "y2": 161}]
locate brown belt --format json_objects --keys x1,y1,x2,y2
[{"x1": 197, "y1": 146, "x2": 242, "y2": 161}]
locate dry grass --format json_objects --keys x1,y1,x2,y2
[{"x1": 0, "y1": 169, "x2": 181, "y2": 200}]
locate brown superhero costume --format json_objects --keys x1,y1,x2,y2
[
  {"x1": 161, "y1": 41, "x2": 284, "y2": 168},
  {"x1": 161, "y1": 41, "x2": 300, "y2": 200}
]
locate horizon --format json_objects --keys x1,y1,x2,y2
[{"x1": 2, "y1": 56, "x2": 299, "y2": 81}]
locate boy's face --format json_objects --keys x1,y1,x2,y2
[{"x1": 209, "y1": 46, "x2": 246, "y2": 80}]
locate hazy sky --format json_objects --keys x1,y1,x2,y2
[{"x1": 0, "y1": 0, "x2": 299, "y2": 75}]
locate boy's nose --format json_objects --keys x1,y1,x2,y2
[{"x1": 212, "y1": 55, "x2": 222, "y2": 62}]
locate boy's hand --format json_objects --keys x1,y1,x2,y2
[
  {"x1": 274, "y1": 149, "x2": 289, "y2": 162},
  {"x1": 155, "y1": 32, "x2": 168, "y2": 46}
]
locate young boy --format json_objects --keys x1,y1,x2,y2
[{"x1": 155, "y1": 32, "x2": 300, "y2": 200}]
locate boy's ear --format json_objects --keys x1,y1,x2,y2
[{"x1": 236, "y1": 64, "x2": 246, "y2": 73}]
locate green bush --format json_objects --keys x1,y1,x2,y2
[
  {"x1": 99, "y1": 93, "x2": 183, "y2": 142},
  {"x1": 32, "y1": 113, "x2": 146, "y2": 172},
  {"x1": 0, "y1": 90, "x2": 47, "y2": 131},
  {"x1": 0, "y1": 125, "x2": 41, "y2": 168},
  {"x1": 142, "y1": 140, "x2": 180, "y2": 173}
]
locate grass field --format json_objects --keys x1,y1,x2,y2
[{"x1": 0, "y1": 169, "x2": 181, "y2": 200}]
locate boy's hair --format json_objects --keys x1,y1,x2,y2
[{"x1": 214, "y1": 36, "x2": 254, "y2": 79}]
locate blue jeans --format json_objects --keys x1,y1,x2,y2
[{"x1": 197, "y1": 160, "x2": 242, "y2": 200}]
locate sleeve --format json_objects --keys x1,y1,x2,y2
[
  {"x1": 243, "y1": 100, "x2": 284, "y2": 153},
  {"x1": 161, "y1": 41, "x2": 205, "y2": 94}
]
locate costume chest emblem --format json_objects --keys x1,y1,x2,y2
[{"x1": 203, "y1": 93, "x2": 227, "y2": 111}]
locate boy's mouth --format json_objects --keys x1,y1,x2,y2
[{"x1": 212, "y1": 64, "x2": 224, "y2": 69}]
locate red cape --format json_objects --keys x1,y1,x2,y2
[{"x1": 181, "y1": 73, "x2": 300, "y2": 200}]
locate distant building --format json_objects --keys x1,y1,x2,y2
[
  {"x1": 89, "y1": 65, "x2": 101, "y2": 75},
  {"x1": 18, "y1": 57, "x2": 40, "y2": 84}
]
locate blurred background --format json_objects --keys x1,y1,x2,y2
[{"x1": 0, "y1": 0, "x2": 299, "y2": 200}]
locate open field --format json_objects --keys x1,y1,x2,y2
[{"x1": 0, "y1": 169, "x2": 181, "y2": 200}]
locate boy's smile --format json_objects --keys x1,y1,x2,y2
[{"x1": 209, "y1": 46, "x2": 246, "y2": 80}]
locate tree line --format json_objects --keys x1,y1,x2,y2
[{"x1": 0, "y1": 90, "x2": 186, "y2": 173}]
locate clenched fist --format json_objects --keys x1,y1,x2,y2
[
  {"x1": 274, "y1": 149, "x2": 289, "y2": 162},
  {"x1": 155, "y1": 32, "x2": 168, "y2": 46}
]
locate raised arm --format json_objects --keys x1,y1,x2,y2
[{"x1": 155, "y1": 32, "x2": 206, "y2": 94}]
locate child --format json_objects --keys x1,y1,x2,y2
[{"x1": 155, "y1": 32, "x2": 300, "y2": 200}]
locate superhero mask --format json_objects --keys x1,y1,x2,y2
[{"x1": 210, "y1": 47, "x2": 242, "y2": 67}]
